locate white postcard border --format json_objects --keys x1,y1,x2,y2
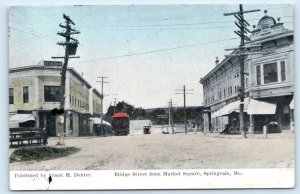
[{"x1": 10, "y1": 168, "x2": 294, "y2": 190}]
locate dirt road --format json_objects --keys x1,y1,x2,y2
[{"x1": 10, "y1": 133, "x2": 294, "y2": 170}]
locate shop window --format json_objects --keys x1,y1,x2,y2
[
  {"x1": 23, "y1": 86, "x2": 29, "y2": 103},
  {"x1": 281, "y1": 61, "x2": 286, "y2": 81},
  {"x1": 9, "y1": 88, "x2": 14, "y2": 104},
  {"x1": 44, "y1": 86, "x2": 60, "y2": 102},
  {"x1": 263, "y1": 62, "x2": 278, "y2": 84}
]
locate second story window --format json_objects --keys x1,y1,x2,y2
[
  {"x1": 281, "y1": 61, "x2": 286, "y2": 81},
  {"x1": 44, "y1": 86, "x2": 60, "y2": 102},
  {"x1": 23, "y1": 86, "x2": 29, "y2": 103},
  {"x1": 256, "y1": 65, "x2": 261, "y2": 85},
  {"x1": 9, "y1": 88, "x2": 14, "y2": 104},
  {"x1": 256, "y1": 60, "x2": 287, "y2": 86},
  {"x1": 263, "y1": 62, "x2": 278, "y2": 84}
]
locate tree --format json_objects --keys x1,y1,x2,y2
[
  {"x1": 105, "y1": 101, "x2": 146, "y2": 120},
  {"x1": 145, "y1": 108, "x2": 167, "y2": 125}
]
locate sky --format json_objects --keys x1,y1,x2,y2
[{"x1": 8, "y1": 4, "x2": 293, "y2": 112}]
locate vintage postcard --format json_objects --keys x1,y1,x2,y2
[{"x1": 8, "y1": 4, "x2": 295, "y2": 190}]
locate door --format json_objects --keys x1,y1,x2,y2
[{"x1": 46, "y1": 113, "x2": 57, "y2": 136}]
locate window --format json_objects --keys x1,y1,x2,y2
[
  {"x1": 281, "y1": 61, "x2": 286, "y2": 81},
  {"x1": 9, "y1": 88, "x2": 14, "y2": 104},
  {"x1": 263, "y1": 62, "x2": 278, "y2": 84},
  {"x1": 23, "y1": 86, "x2": 29, "y2": 103},
  {"x1": 227, "y1": 77, "x2": 231, "y2": 96},
  {"x1": 44, "y1": 86, "x2": 60, "y2": 102},
  {"x1": 256, "y1": 65, "x2": 261, "y2": 85}
]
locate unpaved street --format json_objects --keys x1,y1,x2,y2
[{"x1": 10, "y1": 132, "x2": 294, "y2": 170}]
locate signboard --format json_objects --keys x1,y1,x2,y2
[{"x1": 44, "y1": 61, "x2": 63, "y2": 67}]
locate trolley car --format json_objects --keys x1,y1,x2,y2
[{"x1": 112, "y1": 112, "x2": 130, "y2": 136}]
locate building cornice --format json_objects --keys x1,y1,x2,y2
[{"x1": 9, "y1": 65, "x2": 92, "y2": 89}]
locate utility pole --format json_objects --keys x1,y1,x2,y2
[
  {"x1": 175, "y1": 85, "x2": 194, "y2": 134},
  {"x1": 167, "y1": 99, "x2": 177, "y2": 134},
  {"x1": 52, "y1": 14, "x2": 80, "y2": 145},
  {"x1": 96, "y1": 76, "x2": 109, "y2": 134},
  {"x1": 113, "y1": 97, "x2": 118, "y2": 113},
  {"x1": 224, "y1": 4, "x2": 260, "y2": 139}
]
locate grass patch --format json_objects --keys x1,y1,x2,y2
[{"x1": 10, "y1": 146, "x2": 80, "y2": 163}]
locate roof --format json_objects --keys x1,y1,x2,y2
[
  {"x1": 200, "y1": 30, "x2": 293, "y2": 84},
  {"x1": 9, "y1": 61, "x2": 92, "y2": 89},
  {"x1": 93, "y1": 88, "x2": 103, "y2": 98},
  {"x1": 112, "y1": 112, "x2": 129, "y2": 118},
  {"x1": 200, "y1": 50, "x2": 238, "y2": 83},
  {"x1": 200, "y1": 11, "x2": 293, "y2": 84}
]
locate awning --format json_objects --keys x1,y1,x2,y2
[
  {"x1": 247, "y1": 99, "x2": 277, "y2": 115},
  {"x1": 9, "y1": 114, "x2": 35, "y2": 123},
  {"x1": 89, "y1": 118, "x2": 111, "y2": 126},
  {"x1": 289, "y1": 98, "x2": 294, "y2": 110},
  {"x1": 211, "y1": 98, "x2": 250, "y2": 118}
]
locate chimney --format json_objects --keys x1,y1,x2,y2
[{"x1": 215, "y1": 57, "x2": 219, "y2": 65}]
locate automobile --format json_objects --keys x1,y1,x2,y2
[{"x1": 143, "y1": 126, "x2": 151, "y2": 134}]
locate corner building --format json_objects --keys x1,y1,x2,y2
[
  {"x1": 200, "y1": 11, "x2": 294, "y2": 134},
  {"x1": 9, "y1": 60, "x2": 102, "y2": 136}
]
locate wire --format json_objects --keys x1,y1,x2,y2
[
  {"x1": 79, "y1": 37, "x2": 238, "y2": 63},
  {"x1": 9, "y1": 26, "x2": 41, "y2": 37},
  {"x1": 10, "y1": 31, "x2": 57, "y2": 47},
  {"x1": 89, "y1": 25, "x2": 235, "y2": 31},
  {"x1": 86, "y1": 16, "x2": 293, "y2": 29}
]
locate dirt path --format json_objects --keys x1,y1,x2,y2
[{"x1": 10, "y1": 133, "x2": 294, "y2": 170}]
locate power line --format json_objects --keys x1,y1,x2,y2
[
  {"x1": 79, "y1": 37, "x2": 237, "y2": 63},
  {"x1": 8, "y1": 27, "x2": 41, "y2": 36},
  {"x1": 10, "y1": 31, "x2": 57, "y2": 47},
  {"x1": 156, "y1": 6, "x2": 290, "y2": 21},
  {"x1": 88, "y1": 25, "x2": 234, "y2": 31},
  {"x1": 86, "y1": 16, "x2": 293, "y2": 29}
]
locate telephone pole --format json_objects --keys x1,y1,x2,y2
[
  {"x1": 166, "y1": 99, "x2": 177, "y2": 134},
  {"x1": 96, "y1": 76, "x2": 109, "y2": 131},
  {"x1": 113, "y1": 97, "x2": 118, "y2": 113},
  {"x1": 224, "y1": 4, "x2": 260, "y2": 139},
  {"x1": 175, "y1": 85, "x2": 194, "y2": 134},
  {"x1": 52, "y1": 14, "x2": 80, "y2": 145}
]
